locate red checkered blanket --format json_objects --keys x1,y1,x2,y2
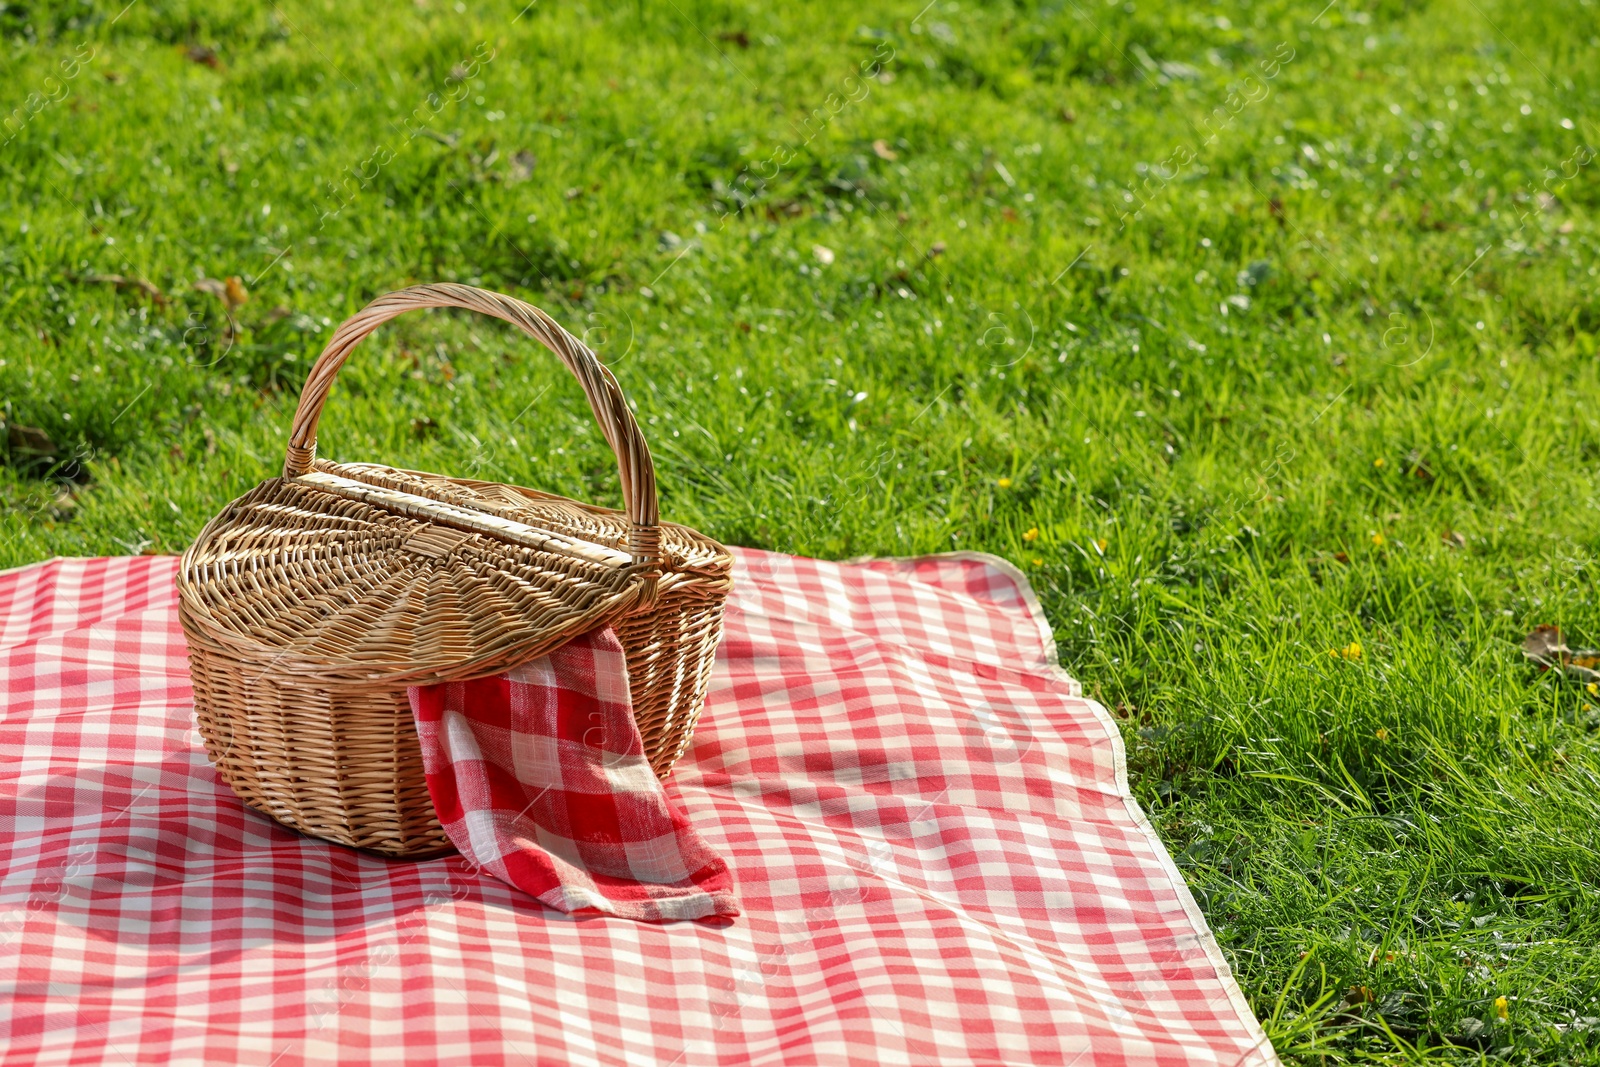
[{"x1": 0, "y1": 550, "x2": 1277, "y2": 1066}]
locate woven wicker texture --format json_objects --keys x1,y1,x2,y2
[{"x1": 177, "y1": 284, "x2": 732, "y2": 858}]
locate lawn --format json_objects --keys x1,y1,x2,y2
[{"x1": 4, "y1": 0, "x2": 1600, "y2": 1060}]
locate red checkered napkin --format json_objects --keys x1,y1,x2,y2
[{"x1": 406, "y1": 626, "x2": 739, "y2": 922}]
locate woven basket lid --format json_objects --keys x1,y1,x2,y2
[{"x1": 178, "y1": 285, "x2": 676, "y2": 685}]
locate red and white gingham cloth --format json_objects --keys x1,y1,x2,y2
[
  {"x1": 0, "y1": 550, "x2": 1279, "y2": 1066},
  {"x1": 407, "y1": 628, "x2": 738, "y2": 921}
]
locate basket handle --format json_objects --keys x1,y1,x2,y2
[{"x1": 284, "y1": 283, "x2": 660, "y2": 602}]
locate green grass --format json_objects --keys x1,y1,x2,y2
[{"x1": 4, "y1": 0, "x2": 1600, "y2": 1059}]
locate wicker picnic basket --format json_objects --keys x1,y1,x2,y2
[{"x1": 177, "y1": 284, "x2": 732, "y2": 858}]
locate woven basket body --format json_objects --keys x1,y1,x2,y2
[{"x1": 177, "y1": 285, "x2": 731, "y2": 858}]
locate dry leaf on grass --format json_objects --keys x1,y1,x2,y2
[
  {"x1": 194, "y1": 276, "x2": 248, "y2": 312},
  {"x1": 81, "y1": 273, "x2": 167, "y2": 305},
  {"x1": 1523, "y1": 625, "x2": 1600, "y2": 683},
  {"x1": 6, "y1": 423, "x2": 57, "y2": 458}
]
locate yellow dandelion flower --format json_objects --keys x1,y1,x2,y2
[
  {"x1": 1031, "y1": 557, "x2": 1043, "y2": 566},
  {"x1": 1342, "y1": 641, "x2": 1362, "y2": 660},
  {"x1": 1374, "y1": 457, "x2": 1386, "y2": 468},
  {"x1": 1494, "y1": 995, "x2": 1508, "y2": 1021},
  {"x1": 1588, "y1": 682, "x2": 1598, "y2": 696},
  {"x1": 1376, "y1": 727, "x2": 1390, "y2": 741},
  {"x1": 1023, "y1": 527, "x2": 1040, "y2": 542},
  {"x1": 997, "y1": 477, "x2": 1013, "y2": 489},
  {"x1": 1095, "y1": 538, "x2": 1109, "y2": 553},
  {"x1": 1371, "y1": 532, "x2": 1385, "y2": 547}
]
